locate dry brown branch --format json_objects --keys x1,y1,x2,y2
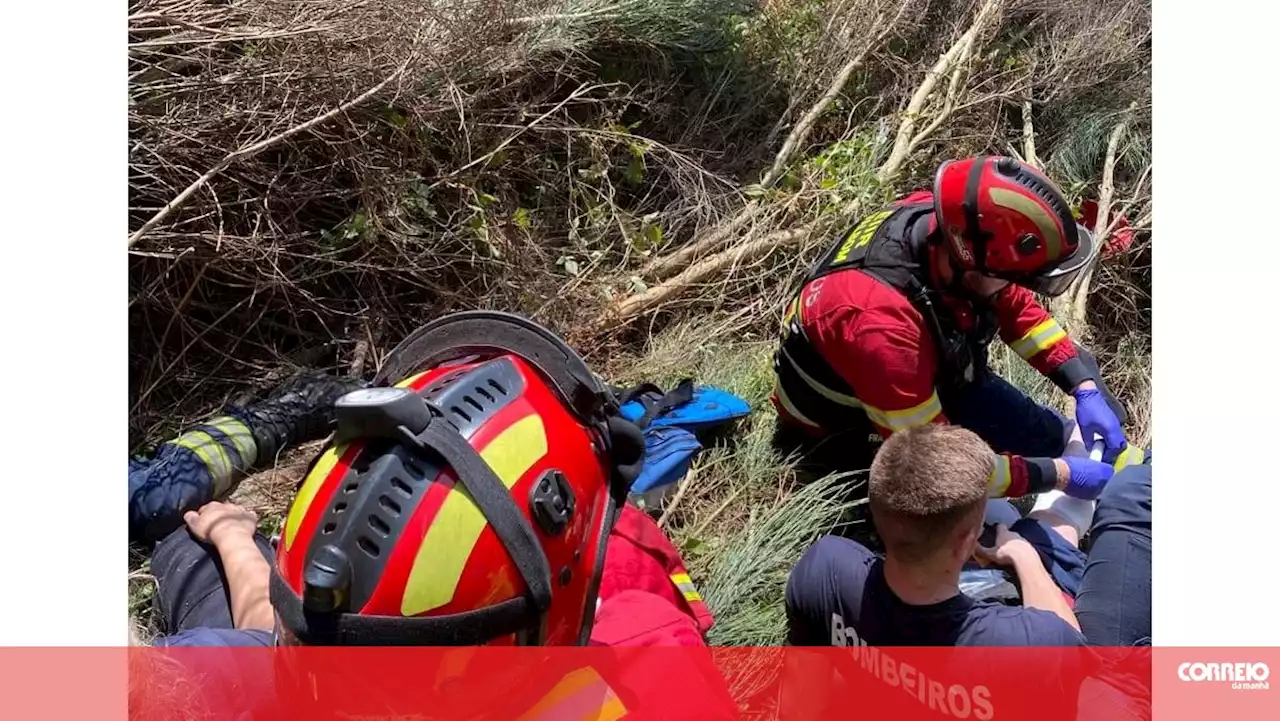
[
  {"x1": 1021, "y1": 97, "x2": 1040, "y2": 170},
  {"x1": 641, "y1": 0, "x2": 914, "y2": 284},
  {"x1": 657, "y1": 467, "x2": 696, "y2": 529},
  {"x1": 640, "y1": 201, "x2": 764, "y2": 281},
  {"x1": 877, "y1": 0, "x2": 1003, "y2": 183},
  {"x1": 758, "y1": 1, "x2": 910, "y2": 190},
  {"x1": 128, "y1": 53, "x2": 416, "y2": 248},
  {"x1": 606, "y1": 223, "x2": 817, "y2": 324},
  {"x1": 1061, "y1": 101, "x2": 1137, "y2": 333},
  {"x1": 430, "y1": 83, "x2": 610, "y2": 188}
]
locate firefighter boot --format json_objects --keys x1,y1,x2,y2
[{"x1": 232, "y1": 372, "x2": 367, "y2": 467}]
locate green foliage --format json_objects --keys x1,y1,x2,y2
[
  {"x1": 697, "y1": 472, "x2": 861, "y2": 646},
  {"x1": 320, "y1": 211, "x2": 370, "y2": 249},
  {"x1": 803, "y1": 127, "x2": 895, "y2": 213}
]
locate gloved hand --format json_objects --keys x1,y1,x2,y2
[
  {"x1": 1073, "y1": 386, "x2": 1126, "y2": 461},
  {"x1": 1062, "y1": 456, "x2": 1114, "y2": 500}
]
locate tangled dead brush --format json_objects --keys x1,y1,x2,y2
[
  {"x1": 128, "y1": 0, "x2": 764, "y2": 444},
  {"x1": 129, "y1": 0, "x2": 1151, "y2": 454}
]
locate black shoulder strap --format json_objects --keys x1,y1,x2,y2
[{"x1": 636, "y1": 379, "x2": 694, "y2": 429}]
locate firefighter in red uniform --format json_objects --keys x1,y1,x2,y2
[
  {"x1": 771, "y1": 156, "x2": 1128, "y2": 501},
  {"x1": 265, "y1": 312, "x2": 737, "y2": 719}
]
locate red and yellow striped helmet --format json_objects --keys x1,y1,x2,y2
[
  {"x1": 270, "y1": 312, "x2": 644, "y2": 647},
  {"x1": 933, "y1": 156, "x2": 1098, "y2": 297}
]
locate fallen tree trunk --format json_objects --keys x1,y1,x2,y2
[
  {"x1": 604, "y1": 224, "x2": 817, "y2": 324},
  {"x1": 641, "y1": 201, "x2": 764, "y2": 281}
]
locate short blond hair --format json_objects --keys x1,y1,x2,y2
[{"x1": 869, "y1": 425, "x2": 994, "y2": 562}]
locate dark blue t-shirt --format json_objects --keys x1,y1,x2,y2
[
  {"x1": 785, "y1": 536, "x2": 1085, "y2": 647},
  {"x1": 155, "y1": 628, "x2": 274, "y2": 647}
]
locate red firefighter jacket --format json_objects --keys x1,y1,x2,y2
[{"x1": 771, "y1": 191, "x2": 1093, "y2": 497}]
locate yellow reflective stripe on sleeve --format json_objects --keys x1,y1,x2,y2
[
  {"x1": 206, "y1": 416, "x2": 257, "y2": 468},
  {"x1": 401, "y1": 413, "x2": 548, "y2": 616},
  {"x1": 862, "y1": 392, "x2": 942, "y2": 432},
  {"x1": 169, "y1": 431, "x2": 234, "y2": 492},
  {"x1": 1010, "y1": 318, "x2": 1067, "y2": 360},
  {"x1": 671, "y1": 572, "x2": 703, "y2": 603},
  {"x1": 773, "y1": 381, "x2": 822, "y2": 428},
  {"x1": 988, "y1": 456, "x2": 1012, "y2": 497},
  {"x1": 779, "y1": 346, "x2": 863, "y2": 408}
]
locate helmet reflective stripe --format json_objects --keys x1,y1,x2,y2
[
  {"x1": 283, "y1": 445, "x2": 348, "y2": 551},
  {"x1": 401, "y1": 412, "x2": 548, "y2": 616},
  {"x1": 988, "y1": 187, "x2": 1063, "y2": 261}
]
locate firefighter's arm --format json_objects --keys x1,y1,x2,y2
[
  {"x1": 842, "y1": 318, "x2": 1066, "y2": 498},
  {"x1": 993, "y1": 285, "x2": 1094, "y2": 393}
]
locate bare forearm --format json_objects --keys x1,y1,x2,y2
[
  {"x1": 1010, "y1": 549, "x2": 1080, "y2": 631},
  {"x1": 214, "y1": 536, "x2": 274, "y2": 631}
]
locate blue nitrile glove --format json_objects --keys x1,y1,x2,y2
[
  {"x1": 1062, "y1": 456, "x2": 1114, "y2": 500},
  {"x1": 1073, "y1": 386, "x2": 1126, "y2": 461}
]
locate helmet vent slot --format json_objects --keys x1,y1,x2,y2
[
  {"x1": 415, "y1": 358, "x2": 525, "y2": 438},
  {"x1": 378, "y1": 494, "x2": 402, "y2": 515},
  {"x1": 367, "y1": 514, "x2": 391, "y2": 537},
  {"x1": 357, "y1": 536, "x2": 380, "y2": 558}
]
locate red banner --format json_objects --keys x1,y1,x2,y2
[{"x1": 2, "y1": 647, "x2": 1276, "y2": 720}]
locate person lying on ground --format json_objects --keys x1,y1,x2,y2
[
  {"x1": 770, "y1": 155, "x2": 1140, "y2": 499},
  {"x1": 132, "y1": 312, "x2": 737, "y2": 721},
  {"x1": 129, "y1": 372, "x2": 365, "y2": 546}
]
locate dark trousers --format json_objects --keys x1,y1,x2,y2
[
  {"x1": 773, "y1": 344, "x2": 1123, "y2": 478},
  {"x1": 152, "y1": 525, "x2": 274, "y2": 634},
  {"x1": 773, "y1": 370, "x2": 1075, "y2": 481},
  {"x1": 1075, "y1": 463, "x2": 1153, "y2": 646},
  {"x1": 1073, "y1": 462, "x2": 1152, "y2": 720}
]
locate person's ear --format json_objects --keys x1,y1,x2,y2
[{"x1": 955, "y1": 519, "x2": 981, "y2": 560}]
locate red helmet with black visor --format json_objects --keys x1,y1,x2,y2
[
  {"x1": 268, "y1": 312, "x2": 645, "y2": 649},
  {"x1": 933, "y1": 155, "x2": 1099, "y2": 297}
]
